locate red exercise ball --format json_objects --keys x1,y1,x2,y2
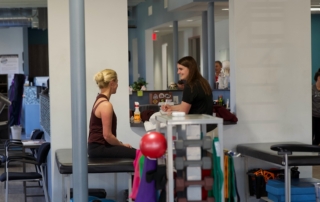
[{"x1": 140, "y1": 131, "x2": 167, "y2": 158}]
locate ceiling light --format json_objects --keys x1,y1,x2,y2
[
  {"x1": 222, "y1": 8, "x2": 229, "y2": 11},
  {"x1": 311, "y1": 8, "x2": 320, "y2": 11},
  {"x1": 186, "y1": 19, "x2": 193, "y2": 22},
  {"x1": 154, "y1": 30, "x2": 159, "y2": 32}
]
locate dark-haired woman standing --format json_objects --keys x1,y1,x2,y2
[
  {"x1": 312, "y1": 69, "x2": 320, "y2": 145},
  {"x1": 161, "y1": 56, "x2": 215, "y2": 131}
]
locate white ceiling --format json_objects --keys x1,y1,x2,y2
[
  {"x1": 152, "y1": 2, "x2": 229, "y2": 36},
  {"x1": 0, "y1": 0, "x2": 144, "y2": 7},
  {"x1": 153, "y1": 0, "x2": 320, "y2": 36},
  {"x1": 0, "y1": 0, "x2": 318, "y2": 32},
  {"x1": 128, "y1": 0, "x2": 145, "y2": 7},
  {"x1": 312, "y1": 0, "x2": 320, "y2": 6},
  {"x1": 0, "y1": 0, "x2": 46, "y2": 7}
]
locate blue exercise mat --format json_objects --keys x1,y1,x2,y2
[
  {"x1": 268, "y1": 192, "x2": 316, "y2": 202},
  {"x1": 266, "y1": 178, "x2": 320, "y2": 195}
]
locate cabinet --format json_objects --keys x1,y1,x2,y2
[
  {"x1": 21, "y1": 86, "x2": 40, "y2": 137},
  {"x1": 0, "y1": 74, "x2": 9, "y2": 139},
  {"x1": 155, "y1": 114, "x2": 224, "y2": 202}
]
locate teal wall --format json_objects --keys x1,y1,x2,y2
[
  {"x1": 28, "y1": 28, "x2": 48, "y2": 45},
  {"x1": 312, "y1": 14, "x2": 320, "y2": 83}
]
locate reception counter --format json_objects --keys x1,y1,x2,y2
[{"x1": 129, "y1": 89, "x2": 230, "y2": 110}]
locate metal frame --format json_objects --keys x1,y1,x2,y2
[
  {"x1": 155, "y1": 114, "x2": 224, "y2": 202},
  {"x1": 4, "y1": 153, "x2": 49, "y2": 202},
  {"x1": 61, "y1": 172, "x2": 133, "y2": 202},
  {"x1": 242, "y1": 151, "x2": 293, "y2": 202}
]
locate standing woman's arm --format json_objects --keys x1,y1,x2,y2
[{"x1": 171, "y1": 102, "x2": 191, "y2": 113}]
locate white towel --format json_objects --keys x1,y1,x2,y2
[{"x1": 144, "y1": 112, "x2": 167, "y2": 132}]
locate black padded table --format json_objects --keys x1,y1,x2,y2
[
  {"x1": 237, "y1": 142, "x2": 320, "y2": 202},
  {"x1": 237, "y1": 142, "x2": 320, "y2": 166},
  {"x1": 55, "y1": 148, "x2": 134, "y2": 202}
]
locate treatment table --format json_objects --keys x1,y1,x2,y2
[
  {"x1": 55, "y1": 148, "x2": 134, "y2": 202},
  {"x1": 237, "y1": 142, "x2": 320, "y2": 202}
]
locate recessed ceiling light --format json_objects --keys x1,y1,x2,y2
[
  {"x1": 186, "y1": 19, "x2": 193, "y2": 22},
  {"x1": 311, "y1": 8, "x2": 320, "y2": 11},
  {"x1": 154, "y1": 30, "x2": 159, "y2": 32},
  {"x1": 222, "y1": 8, "x2": 229, "y2": 11}
]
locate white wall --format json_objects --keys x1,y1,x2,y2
[
  {"x1": 0, "y1": 27, "x2": 24, "y2": 74},
  {"x1": 47, "y1": 0, "x2": 71, "y2": 201},
  {"x1": 48, "y1": 0, "x2": 141, "y2": 201},
  {"x1": 228, "y1": 0, "x2": 311, "y2": 201}
]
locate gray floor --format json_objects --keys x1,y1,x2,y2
[
  {"x1": 0, "y1": 133, "x2": 46, "y2": 202},
  {"x1": 2, "y1": 133, "x2": 320, "y2": 202},
  {"x1": 0, "y1": 161, "x2": 46, "y2": 202}
]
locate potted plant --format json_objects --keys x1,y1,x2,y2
[{"x1": 131, "y1": 77, "x2": 148, "y2": 91}]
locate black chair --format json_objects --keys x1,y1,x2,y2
[
  {"x1": 0, "y1": 93, "x2": 11, "y2": 153},
  {"x1": 0, "y1": 142, "x2": 51, "y2": 202},
  {"x1": 0, "y1": 93, "x2": 11, "y2": 127},
  {"x1": 1, "y1": 129, "x2": 44, "y2": 166},
  {"x1": 270, "y1": 144, "x2": 320, "y2": 202}
]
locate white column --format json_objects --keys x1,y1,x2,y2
[
  {"x1": 227, "y1": 0, "x2": 311, "y2": 201},
  {"x1": 48, "y1": 0, "x2": 71, "y2": 200}
]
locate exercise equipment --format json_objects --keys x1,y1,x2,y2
[
  {"x1": 176, "y1": 177, "x2": 213, "y2": 191},
  {"x1": 177, "y1": 197, "x2": 215, "y2": 202},
  {"x1": 70, "y1": 196, "x2": 114, "y2": 202},
  {"x1": 175, "y1": 136, "x2": 212, "y2": 150},
  {"x1": 175, "y1": 157, "x2": 211, "y2": 170},
  {"x1": 208, "y1": 137, "x2": 223, "y2": 202},
  {"x1": 135, "y1": 157, "x2": 157, "y2": 202},
  {"x1": 140, "y1": 131, "x2": 167, "y2": 158}
]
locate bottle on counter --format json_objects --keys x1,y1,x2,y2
[
  {"x1": 133, "y1": 102, "x2": 141, "y2": 123},
  {"x1": 218, "y1": 95, "x2": 223, "y2": 106}
]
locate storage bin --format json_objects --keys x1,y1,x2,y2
[
  {"x1": 266, "y1": 178, "x2": 320, "y2": 202},
  {"x1": 10, "y1": 125, "x2": 22, "y2": 139}
]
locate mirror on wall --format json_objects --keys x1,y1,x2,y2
[
  {"x1": 128, "y1": 1, "x2": 230, "y2": 91},
  {"x1": 151, "y1": 16, "x2": 202, "y2": 90},
  {"x1": 189, "y1": 36, "x2": 201, "y2": 68}
]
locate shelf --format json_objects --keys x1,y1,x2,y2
[
  {"x1": 129, "y1": 119, "x2": 235, "y2": 127},
  {"x1": 155, "y1": 114, "x2": 224, "y2": 202},
  {"x1": 155, "y1": 114, "x2": 223, "y2": 125},
  {"x1": 130, "y1": 122, "x2": 144, "y2": 127}
]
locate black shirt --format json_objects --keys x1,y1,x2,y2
[
  {"x1": 182, "y1": 80, "x2": 216, "y2": 132},
  {"x1": 182, "y1": 80, "x2": 213, "y2": 115}
]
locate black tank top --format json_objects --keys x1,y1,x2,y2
[{"x1": 88, "y1": 94, "x2": 117, "y2": 146}]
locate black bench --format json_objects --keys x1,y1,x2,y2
[
  {"x1": 237, "y1": 141, "x2": 320, "y2": 202},
  {"x1": 55, "y1": 148, "x2": 134, "y2": 202}
]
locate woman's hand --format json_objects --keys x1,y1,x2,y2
[
  {"x1": 123, "y1": 143, "x2": 133, "y2": 148},
  {"x1": 161, "y1": 104, "x2": 172, "y2": 112}
]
